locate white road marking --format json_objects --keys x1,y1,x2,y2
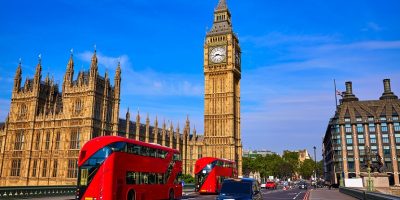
[{"x1": 293, "y1": 191, "x2": 303, "y2": 199}]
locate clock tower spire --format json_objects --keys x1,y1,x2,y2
[{"x1": 203, "y1": 0, "x2": 242, "y2": 176}]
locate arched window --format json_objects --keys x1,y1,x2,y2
[
  {"x1": 74, "y1": 99, "x2": 83, "y2": 114},
  {"x1": 19, "y1": 104, "x2": 27, "y2": 118}
]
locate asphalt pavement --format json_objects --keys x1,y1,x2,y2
[
  {"x1": 262, "y1": 188, "x2": 308, "y2": 200},
  {"x1": 22, "y1": 188, "x2": 357, "y2": 200},
  {"x1": 182, "y1": 188, "x2": 308, "y2": 200}
]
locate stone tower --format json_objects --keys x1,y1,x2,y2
[
  {"x1": 203, "y1": 0, "x2": 242, "y2": 176},
  {"x1": 0, "y1": 50, "x2": 121, "y2": 186}
]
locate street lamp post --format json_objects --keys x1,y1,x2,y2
[
  {"x1": 366, "y1": 146, "x2": 374, "y2": 191},
  {"x1": 313, "y1": 146, "x2": 317, "y2": 182}
]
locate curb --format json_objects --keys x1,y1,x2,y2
[{"x1": 303, "y1": 190, "x2": 310, "y2": 200}]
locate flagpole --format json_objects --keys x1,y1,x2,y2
[{"x1": 334, "y1": 79, "x2": 338, "y2": 107}]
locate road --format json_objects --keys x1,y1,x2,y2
[
  {"x1": 262, "y1": 188, "x2": 308, "y2": 200},
  {"x1": 182, "y1": 188, "x2": 308, "y2": 199},
  {"x1": 26, "y1": 188, "x2": 308, "y2": 200}
]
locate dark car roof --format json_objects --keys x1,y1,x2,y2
[{"x1": 224, "y1": 178, "x2": 256, "y2": 183}]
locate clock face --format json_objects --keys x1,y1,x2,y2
[{"x1": 210, "y1": 46, "x2": 226, "y2": 63}]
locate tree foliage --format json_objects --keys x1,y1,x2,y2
[
  {"x1": 298, "y1": 159, "x2": 315, "y2": 179},
  {"x1": 182, "y1": 174, "x2": 195, "y2": 183},
  {"x1": 242, "y1": 153, "x2": 298, "y2": 180},
  {"x1": 242, "y1": 151, "x2": 324, "y2": 181}
]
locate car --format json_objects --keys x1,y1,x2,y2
[
  {"x1": 260, "y1": 183, "x2": 266, "y2": 189},
  {"x1": 216, "y1": 178, "x2": 263, "y2": 200},
  {"x1": 298, "y1": 182, "x2": 308, "y2": 189},
  {"x1": 265, "y1": 181, "x2": 277, "y2": 189}
]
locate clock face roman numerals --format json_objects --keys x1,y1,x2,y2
[{"x1": 210, "y1": 46, "x2": 226, "y2": 63}]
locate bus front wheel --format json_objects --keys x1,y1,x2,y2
[
  {"x1": 168, "y1": 189, "x2": 174, "y2": 200},
  {"x1": 127, "y1": 190, "x2": 135, "y2": 200}
]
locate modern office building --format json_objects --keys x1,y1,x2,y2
[{"x1": 323, "y1": 79, "x2": 400, "y2": 186}]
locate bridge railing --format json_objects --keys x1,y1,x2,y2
[
  {"x1": 339, "y1": 187, "x2": 400, "y2": 200},
  {"x1": 0, "y1": 185, "x2": 76, "y2": 199}
]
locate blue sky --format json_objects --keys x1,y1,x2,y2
[{"x1": 1, "y1": 0, "x2": 400, "y2": 159}]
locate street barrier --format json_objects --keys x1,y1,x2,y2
[
  {"x1": 0, "y1": 185, "x2": 76, "y2": 199},
  {"x1": 183, "y1": 183, "x2": 195, "y2": 192},
  {"x1": 339, "y1": 187, "x2": 400, "y2": 200}
]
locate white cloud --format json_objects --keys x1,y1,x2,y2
[
  {"x1": 77, "y1": 51, "x2": 130, "y2": 71},
  {"x1": 362, "y1": 22, "x2": 383, "y2": 32}
]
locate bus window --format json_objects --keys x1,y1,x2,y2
[
  {"x1": 86, "y1": 146, "x2": 112, "y2": 166},
  {"x1": 141, "y1": 173, "x2": 149, "y2": 184},
  {"x1": 109, "y1": 142, "x2": 126, "y2": 152},
  {"x1": 80, "y1": 168, "x2": 88, "y2": 186},
  {"x1": 127, "y1": 143, "x2": 141, "y2": 155},
  {"x1": 148, "y1": 173, "x2": 157, "y2": 184},
  {"x1": 126, "y1": 172, "x2": 138, "y2": 184},
  {"x1": 174, "y1": 172, "x2": 182, "y2": 184},
  {"x1": 149, "y1": 148, "x2": 156, "y2": 157},
  {"x1": 157, "y1": 149, "x2": 167, "y2": 159},
  {"x1": 173, "y1": 153, "x2": 181, "y2": 161},
  {"x1": 158, "y1": 173, "x2": 164, "y2": 184}
]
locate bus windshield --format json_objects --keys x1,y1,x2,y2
[
  {"x1": 79, "y1": 142, "x2": 126, "y2": 187},
  {"x1": 195, "y1": 162, "x2": 216, "y2": 189}
]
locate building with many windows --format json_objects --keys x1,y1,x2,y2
[
  {"x1": 323, "y1": 79, "x2": 400, "y2": 186},
  {"x1": 0, "y1": 0, "x2": 242, "y2": 186},
  {"x1": 242, "y1": 149, "x2": 277, "y2": 158},
  {"x1": 0, "y1": 50, "x2": 204, "y2": 187}
]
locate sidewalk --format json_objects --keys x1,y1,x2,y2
[{"x1": 309, "y1": 188, "x2": 357, "y2": 200}]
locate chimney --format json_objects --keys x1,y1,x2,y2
[
  {"x1": 345, "y1": 81, "x2": 353, "y2": 95},
  {"x1": 342, "y1": 81, "x2": 359, "y2": 102},
  {"x1": 384, "y1": 79, "x2": 391, "y2": 93},
  {"x1": 380, "y1": 79, "x2": 398, "y2": 100}
]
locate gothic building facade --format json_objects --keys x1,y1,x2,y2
[
  {"x1": 0, "y1": 51, "x2": 123, "y2": 186},
  {"x1": 0, "y1": 0, "x2": 242, "y2": 186}
]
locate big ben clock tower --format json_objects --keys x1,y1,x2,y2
[{"x1": 204, "y1": 0, "x2": 242, "y2": 176}]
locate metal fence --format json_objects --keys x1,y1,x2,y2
[
  {"x1": 339, "y1": 187, "x2": 400, "y2": 200},
  {"x1": 0, "y1": 185, "x2": 76, "y2": 199}
]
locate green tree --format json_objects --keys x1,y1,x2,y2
[
  {"x1": 282, "y1": 151, "x2": 300, "y2": 173},
  {"x1": 243, "y1": 152, "x2": 303, "y2": 180},
  {"x1": 182, "y1": 174, "x2": 195, "y2": 183},
  {"x1": 242, "y1": 157, "x2": 256, "y2": 176},
  {"x1": 299, "y1": 159, "x2": 315, "y2": 179},
  {"x1": 316, "y1": 160, "x2": 324, "y2": 178}
]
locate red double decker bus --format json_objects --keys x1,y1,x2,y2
[
  {"x1": 194, "y1": 157, "x2": 236, "y2": 194},
  {"x1": 76, "y1": 136, "x2": 182, "y2": 200}
]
